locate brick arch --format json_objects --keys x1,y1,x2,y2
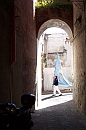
[
  {"x1": 37, "y1": 19, "x2": 73, "y2": 41},
  {"x1": 36, "y1": 6, "x2": 73, "y2": 38}
]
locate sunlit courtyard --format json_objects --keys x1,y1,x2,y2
[{"x1": 36, "y1": 92, "x2": 73, "y2": 110}]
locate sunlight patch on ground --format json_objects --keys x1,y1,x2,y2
[{"x1": 36, "y1": 92, "x2": 73, "y2": 110}]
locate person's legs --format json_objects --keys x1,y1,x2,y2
[
  {"x1": 53, "y1": 85, "x2": 56, "y2": 95},
  {"x1": 56, "y1": 86, "x2": 62, "y2": 95}
]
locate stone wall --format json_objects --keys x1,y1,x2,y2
[
  {"x1": 73, "y1": 2, "x2": 86, "y2": 114},
  {"x1": 11, "y1": 0, "x2": 36, "y2": 106},
  {"x1": 36, "y1": 2, "x2": 73, "y2": 37},
  {"x1": 0, "y1": 0, "x2": 36, "y2": 107},
  {"x1": 0, "y1": 0, "x2": 14, "y2": 103}
]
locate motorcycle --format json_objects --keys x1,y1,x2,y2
[{"x1": 0, "y1": 94, "x2": 35, "y2": 130}]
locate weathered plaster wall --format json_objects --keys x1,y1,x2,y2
[
  {"x1": 0, "y1": 1, "x2": 14, "y2": 103},
  {"x1": 44, "y1": 33, "x2": 72, "y2": 81},
  {"x1": 73, "y1": 2, "x2": 86, "y2": 114},
  {"x1": 0, "y1": 0, "x2": 36, "y2": 107},
  {"x1": 11, "y1": 0, "x2": 36, "y2": 106}
]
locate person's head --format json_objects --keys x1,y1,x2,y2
[{"x1": 55, "y1": 76, "x2": 57, "y2": 79}]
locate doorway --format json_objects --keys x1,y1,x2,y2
[{"x1": 35, "y1": 19, "x2": 73, "y2": 109}]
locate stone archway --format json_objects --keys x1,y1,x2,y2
[
  {"x1": 38, "y1": 19, "x2": 73, "y2": 41},
  {"x1": 36, "y1": 19, "x2": 73, "y2": 109}
]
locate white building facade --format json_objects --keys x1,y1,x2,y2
[{"x1": 41, "y1": 32, "x2": 72, "y2": 91}]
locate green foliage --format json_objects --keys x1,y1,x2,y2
[
  {"x1": 35, "y1": 0, "x2": 72, "y2": 9},
  {"x1": 35, "y1": 0, "x2": 53, "y2": 8},
  {"x1": 42, "y1": 55, "x2": 47, "y2": 68}
]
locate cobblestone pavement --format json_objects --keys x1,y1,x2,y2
[{"x1": 32, "y1": 92, "x2": 86, "y2": 130}]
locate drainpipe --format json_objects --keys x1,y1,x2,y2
[
  {"x1": 11, "y1": 3, "x2": 15, "y2": 65},
  {"x1": 10, "y1": 2, "x2": 16, "y2": 103}
]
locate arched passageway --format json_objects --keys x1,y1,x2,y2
[
  {"x1": 36, "y1": 19, "x2": 73, "y2": 109},
  {"x1": 0, "y1": 0, "x2": 86, "y2": 116},
  {"x1": 37, "y1": 19, "x2": 73, "y2": 41},
  {"x1": 35, "y1": 2, "x2": 73, "y2": 38},
  {"x1": 36, "y1": 0, "x2": 86, "y2": 114}
]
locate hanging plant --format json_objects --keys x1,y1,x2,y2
[{"x1": 35, "y1": 1, "x2": 72, "y2": 9}]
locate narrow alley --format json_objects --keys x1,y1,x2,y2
[
  {"x1": 1, "y1": 1, "x2": 86, "y2": 129},
  {"x1": 32, "y1": 92, "x2": 86, "y2": 130}
]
